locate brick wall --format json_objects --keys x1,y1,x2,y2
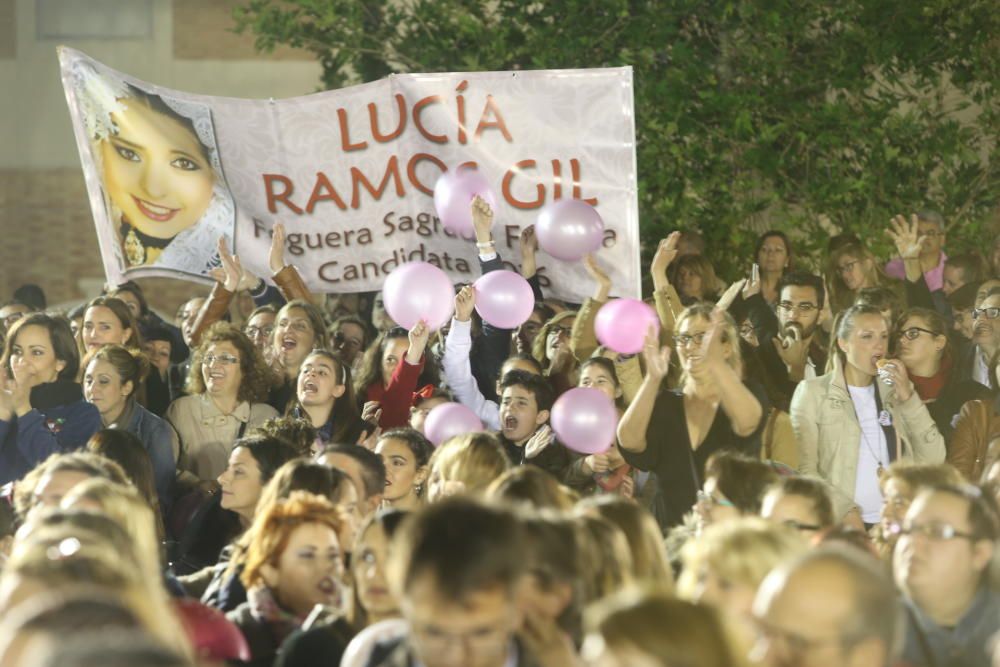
[{"x1": 0, "y1": 167, "x2": 213, "y2": 316}]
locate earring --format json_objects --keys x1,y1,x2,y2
[{"x1": 414, "y1": 483, "x2": 424, "y2": 497}]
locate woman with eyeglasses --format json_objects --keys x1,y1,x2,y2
[
  {"x1": 871, "y1": 462, "x2": 963, "y2": 558},
  {"x1": 892, "y1": 307, "x2": 989, "y2": 442},
  {"x1": 328, "y1": 315, "x2": 372, "y2": 372},
  {"x1": 166, "y1": 323, "x2": 278, "y2": 482},
  {"x1": 826, "y1": 217, "x2": 937, "y2": 315},
  {"x1": 790, "y1": 305, "x2": 945, "y2": 529},
  {"x1": 618, "y1": 304, "x2": 769, "y2": 527},
  {"x1": 531, "y1": 310, "x2": 580, "y2": 394},
  {"x1": 354, "y1": 324, "x2": 440, "y2": 430},
  {"x1": 290, "y1": 349, "x2": 366, "y2": 446}
]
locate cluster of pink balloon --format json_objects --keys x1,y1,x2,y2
[{"x1": 386, "y1": 168, "x2": 627, "y2": 455}]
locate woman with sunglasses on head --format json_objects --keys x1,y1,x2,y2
[
  {"x1": 892, "y1": 307, "x2": 989, "y2": 442},
  {"x1": 618, "y1": 304, "x2": 768, "y2": 528}
]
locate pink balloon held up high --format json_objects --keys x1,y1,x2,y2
[
  {"x1": 473, "y1": 270, "x2": 536, "y2": 329},
  {"x1": 382, "y1": 261, "x2": 455, "y2": 331},
  {"x1": 423, "y1": 402, "x2": 484, "y2": 446},
  {"x1": 550, "y1": 387, "x2": 618, "y2": 455},
  {"x1": 433, "y1": 169, "x2": 497, "y2": 236},
  {"x1": 535, "y1": 199, "x2": 605, "y2": 262},
  {"x1": 595, "y1": 298, "x2": 661, "y2": 355}
]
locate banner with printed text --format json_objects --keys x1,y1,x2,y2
[{"x1": 59, "y1": 47, "x2": 640, "y2": 301}]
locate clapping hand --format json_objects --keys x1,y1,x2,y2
[
  {"x1": 651, "y1": 231, "x2": 680, "y2": 288},
  {"x1": 642, "y1": 325, "x2": 671, "y2": 381}
]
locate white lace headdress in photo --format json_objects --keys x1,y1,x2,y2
[{"x1": 69, "y1": 60, "x2": 234, "y2": 277}]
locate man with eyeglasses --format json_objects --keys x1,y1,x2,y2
[
  {"x1": 885, "y1": 210, "x2": 948, "y2": 292},
  {"x1": 742, "y1": 271, "x2": 828, "y2": 410},
  {"x1": 958, "y1": 290, "x2": 1000, "y2": 389},
  {"x1": 893, "y1": 484, "x2": 1000, "y2": 667},
  {"x1": 752, "y1": 546, "x2": 900, "y2": 667},
  {"x1": 366, "y1": 498, "x2": 539, "y2": 667}
]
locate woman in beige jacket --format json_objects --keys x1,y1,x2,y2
[{"x1": 790, "y1": 304, "x2": 944, "y2": 524}]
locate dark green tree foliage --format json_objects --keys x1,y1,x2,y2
[{"x1": 234, "y1": 0, "x2": 998, "y2": 283}]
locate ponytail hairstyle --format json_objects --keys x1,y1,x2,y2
[
  {"x1": 86, "y1": 344, "x2": 150, "y2": 407},
  {"x1": 84, "y1": 296, "x2": 143, "y2": 349}
]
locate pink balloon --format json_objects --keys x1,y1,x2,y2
[
  {"x1": 473, "y1": 270, "x2": 536, "y2": 329},
  {"x1": 433, "y1": 169, "x2": 497, "y2": 236},
  {"x1": 382, "y1": 262, "x2": 455, "y2": 331},
  {"x1": 595, "y1": 298, "x2": 660, "y2": 355},
  {"x1": 535, "y1": 199, "x2": 605, "y2": 262},
  {"x1": 550, "y1": 388, "x2": 618, "y2": 455},
  {"x1": 423, "y1": 402, "x2": 484, "y2": 446}
]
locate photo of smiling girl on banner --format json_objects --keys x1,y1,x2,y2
[{"x1": 67, "y1": 58, "x2": 234, "y2": 278}]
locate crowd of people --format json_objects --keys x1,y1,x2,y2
[{"x1": 1, "y1": 200, "x2": 1000, "y2": 667}]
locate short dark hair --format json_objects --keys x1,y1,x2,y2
[
  {"x1": 234, "y1": 435, "x2": 299, "y2": 485},
  {"x1": 3, "y1": 313, "x2": 81, "y2": 382},
  {"x1": 777, "y1": 271, "x2": 825, "y2": 311},
  {"x1": 704, "y1": 452, "x2": 779, "y2": 514},
  {"x1": 388, "y1": 497, "x2": 525, "y2": 602},
  {"x1": 765, "y1": 476, "x2": 836, "y2": 528},
  {"x1": 949, "y1": 281, "x2": 981, "y2": 311},
  {"x1": 378, "y1": 428, "x2": 434, "y2": 468},
  {"x1": 319, "y1": 443, "x2": 387, "y2": 499},
  {"x1": 944, "y1": 253, "x2": 986, "y2": 285},
  {"x1": 108, "y1": 281, "x2": 149, "y2": 317},
  {"x1": 86, "y1": 429, "x2": 158, "y2": 510},
  {"x1": 501, "y1": 354, "x2": 544, "y2": 376},
  {"x1": 13, "y1": 284, "x2": 46, "y2": 311},
  {"x1": 922, "y1": 483, "x2": 1000, "y2": 543},
  {"x1": 500, "y1": 369, "x2": 555, "y2": 413}
]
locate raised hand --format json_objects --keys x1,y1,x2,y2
[
  {"x1": 471, "y1": 195, "x2": 494, "y2": 244},
  {"x1": 405, "y1": 320, "x2": 430, "y2": 364},
  {"x1": 524, "y1": 424, "x2": 555, "y2": 459},
  {"x1": 454, "y1": 285, "x2": 476, "y2": 322},
  {"x1": 269, "y1": 223, "x2": 288, "y2": 274},
  {"x1": 888, "y1": 214, "x2": 927, "y2": 260},
  {"x1": 584, "y1": 253, "x2": 612, "y2": 300},
  {"x1": 717, "y1": 279, "x2": 747, "y2": 311},
  {"x1": 519, "y1": 224, "x2": 538, "y2": 278},
  {"x1": 651, "y1": 231, "x2": 681, "y2": 288},
  {"x1": 641, "y1": 325, "x2": 671, "y2": 381},
  {"x1": 742, "y1": 263, "x2": 761, "y2": 300}
]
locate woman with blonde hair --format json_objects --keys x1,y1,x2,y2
[
  {"x1": 425, "y1": 432, "x2": 511, "y2": 501},
  {"x1": 679, "y1": 517, "x2": 806, "y2": 657},
  {"x1": 619, "y1": 304, "x2": 768, "y2": 528},
  {"x1": 582, "y1": 589, "x2": 742, "y2": 667},
  {"x1": 531, "y1": 310, "x2": 580, "y2": 391},
  {"x1": 577, "y1": 495, "x2": 672, "y2": 586},
  {"x1": 574, "y1": 513, "x2": 635, "y2": 604},
  {"x1": 60, "y1": 478, "x2": 163, "y2": 584},
  {"x1": 790, "y1": 304, "x2": 945, "y2": 527}
]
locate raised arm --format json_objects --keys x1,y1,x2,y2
[
  {"x1": 571, "y1": 253, "x2": 612, "y2": 360},
  {"x1": 695, "y1": 309, "x2": 763, "y2": 437},
  {"x1": 269, "y1": 223, "x2": 315, "y2": 303},
  {"x1": 651, "y1": 232, "x2": 682, "y2": 335},
  {"x1": 617, "y1": 328, "x2": 670, "y2": 454},
  {"x1": 441, "y1": 287, "x2": 501, "y2": 429}
]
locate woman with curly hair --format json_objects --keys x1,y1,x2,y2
[{"x1": 166, "y1": 322, "x2": 278, "y2": 481}]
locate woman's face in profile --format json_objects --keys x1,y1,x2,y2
[{"x1": 101, "y1": 99, "x2": 215, "y2": 241}]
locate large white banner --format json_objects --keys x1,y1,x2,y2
[{"x1": 59, "y1": 48, "x2": 640, "y2": 301}]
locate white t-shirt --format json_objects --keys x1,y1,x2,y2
[
  {"x1": 973, "y1": 346, "x2": 992, "y2": 388},
  {"x1": 848, "y1": 384, "x2": 889, "y2": 523}
]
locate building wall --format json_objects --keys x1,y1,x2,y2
[{"x1": 0, "y1": 0, "x2": 321, "y2": 316}]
